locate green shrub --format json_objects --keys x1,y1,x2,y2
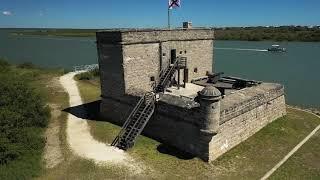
[
  {"x1": 0, "y1": 66, "x2": 50, "y2": 179},
  {"x1": 91, "y1": 68, "x2": 100, "y2": 77},
  {"x1": 0, "y1": 58, "x2": 10, "y2": 73},
  {"x1": 0, "y1": 74, "x2": 49, "y2": 128},
  {"x1": 75, "y1": 68, "x2": 100, "y2": 80},
  {"x1": 76, "y1": 71, "x2": 94, "y2": 80},
  {"x1": 0, "y1": 58, "x2": 9, "y2": 67},
  {"x1": 17, "y1": 62, "x2": 36, "y2": 69}
]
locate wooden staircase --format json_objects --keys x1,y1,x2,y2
[
  {"x1": 111, "y1": 92, "x2": 156, "y2": 150},
  {"x1": 155, "y1": 60, "x2": 179, "y2": 93},
  {"x1": 111, "y1": 60, "x2": 180, "y2": 150}
]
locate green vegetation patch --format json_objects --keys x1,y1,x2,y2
[
  {"x1": 11, "y1": 26, "x2": 320, "y2": 42},
  {"x1": 75, "y1": 78, "x2": 320, "y2": 179},
  {"x1": 270, "y1": 113, "x2": 320, "y2": 179},
  {"x1": 12, "y1": 29, "x2": 96, "y2": 37},
  {"x1": 215, "y1": 26, "x2": 320, "y2": 42},
  {"x1": 0, "y1": 59, "x2": 51, "y2": 179},
  {"x1": 75, "y1": 68, "x2": 99, "y2": 81}
]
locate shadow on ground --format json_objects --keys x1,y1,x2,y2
[
  {"x1": 157, "y1": 144, "x2": 196, "y2": 160},
  {"x1": 63, "y1": 100, "x2": 100, "y2": 120},
  {"x1": 63, "y1": 100, "x2": 197, "y2": 160}
]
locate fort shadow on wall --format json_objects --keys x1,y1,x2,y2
[{"x1": 63, "y1": 100, "x2": 196, "y2": 160}]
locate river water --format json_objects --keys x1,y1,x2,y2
[{"x1": 1, "y1": 29, "x2": 319, "y2": 108}]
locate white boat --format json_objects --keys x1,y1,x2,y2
[{"x1": 268, "y1": 45, "x2": 286, "y2": 52}]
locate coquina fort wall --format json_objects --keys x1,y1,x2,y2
[{"x1": 96, "y1": 28, "x2": 286, "y2": 161}]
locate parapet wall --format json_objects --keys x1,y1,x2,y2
[
  {"x1": 209, "y1": 83, "x2": 286, "y2": 161},
  {"x1": 96, "y1": 29, "x2": 215, "y2": 44},
  {"x1": 209, "y1": 95, "x2": 286, "y2": 161},
  {"x1": 100, "y1": 83, "x2": 286, "y2": 161},
  {"x1": 220, "y1": 83, "x2": 285, "y2": 124}
]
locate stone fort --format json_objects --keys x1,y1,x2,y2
[{"x1": 95, "y1": 27, "x2": 286, "y2": 161}]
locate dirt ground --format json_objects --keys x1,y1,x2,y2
[{"x1": 59, "y1": 72, "x2": 142, "y2": 173}]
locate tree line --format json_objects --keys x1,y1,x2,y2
[
  {"x1": 214, "y1": 26, "x2": 320, "y2": 42},
  {"x1": 10, "y1": 26, "x2": 320, "y2": 41}
]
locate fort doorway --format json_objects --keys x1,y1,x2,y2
[{"x1": 170, "y1": 49, "x2": 176, "y2": 64}]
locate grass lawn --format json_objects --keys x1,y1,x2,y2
[
  {"x1": 270, "y1": 119, "x2": 320, "y2": 179},
  {"x1": 76, "y1": 79, "x2": 320, "y2": 179}
]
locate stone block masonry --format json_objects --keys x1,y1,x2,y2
[
  {"x1": 96, "y1": 29, "x2": 214, "y2": 98},
  {"x1": 209, "y1": 95, "x2": 286, "y2": 161},
  {"x1": 99, "y1": 82, "x2": 286, "y2": 162},
  {"x1": 96, "y1": 28, "x2": 286, "y2": 162},
  {"x1": 143, "y1": 83, "x2": 286, "y2": 161}
]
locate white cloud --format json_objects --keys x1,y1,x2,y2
[{"x1": 2, "y1": 11, "x2": 12, "y2": 16}]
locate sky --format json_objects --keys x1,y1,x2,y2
[{"x1": 0, "y1": 0, "x2": 319, "y2": 28}]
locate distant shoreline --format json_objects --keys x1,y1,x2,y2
[{"x1": 6, "y1": 26, "x2": 320, "y2": 42}]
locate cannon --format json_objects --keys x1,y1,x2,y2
[
  {"x1": 222, "y1": 76, "x2": 261, "y2": 89},
  {"x1": 207, "y1": 72, "x2": 224, "y2": 83}
]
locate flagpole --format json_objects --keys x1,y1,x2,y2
[{"x1": 168, "y1": 7, "x2": 171, "y2": 29}]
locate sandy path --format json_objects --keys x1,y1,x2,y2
[
  {"x1": 59, "y1": 72, "x2": 130, "y2": 165},
  {"x1": 44, "y1": 104, "x2": 64, "y2": 169}
]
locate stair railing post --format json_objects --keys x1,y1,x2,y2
[
  {"x1": 111, "y1": 95, "x2": 145, "y2": 147},
  {"x1": 122, "y1": 95, "x2": 150, "y2": 146}
]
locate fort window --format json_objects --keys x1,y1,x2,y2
[
  {"x1": 150, "y1": 76, "x2": 155, "y2": 81},
  {"x1": 162, "y1": 53, "x2": 166, "y2": 56},
  {"x1": 180, "y1": 51, "x2": 183, "y2": 54},
  {"x1": 194, "y1": 67, "x2": 198, "y2": 73},
  {"x1": 184, "y1": 50, "x2": 187, "y2": 54}
]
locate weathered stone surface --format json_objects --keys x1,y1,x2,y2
[
  {"x1": 96, "y1": 29, "x2": 214, "y2": 98},
  {"x1": 97, "y1": 29, "x2": 286, "y2": 162},
  {"x1": 160, "y1": 40, "x2": 213, "y2": 82},
  {"x1": 99, "y1": 83, "x2": 286, "y2": 161},
  {"x1": 97, "y1": 44, "x2": 125, "y2": 99},
  {"x1": 122, "y1": 43, "x2": 160, "y2": 96},
  {"x1": 220, "y1": 83, "x2": 284, "y2": 124},
  {"x1": 96, "y1": 28, "x2": 215, "y2": 44},
  {"x1": 209, "y1": 95, "x2": 286, "y2": 161}
]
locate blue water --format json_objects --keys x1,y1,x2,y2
[
  {"x1": 0, "y1": 30, "x2": 97, "y2": 69},
  {"x1": 215, "y1": 40, "x2": 320, "y2": 108},
  {"x1": 1, "y1": 29, "x2": 320, "y2": 108}
]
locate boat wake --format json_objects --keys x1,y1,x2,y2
[{"x1": 214, "y1": 47, "x2": 268, "y2": 52}]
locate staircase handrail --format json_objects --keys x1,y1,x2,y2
[
  {"x1": 111, "y1": 95, "x2": 145, "y2": 146},
  {"x1": 136, "y1": 94, "x2": 156, "y2": 136},
  {"x1": 111, "y1": 58, "x2": 181, "y2": 148},
  {"x1": 159, "y1": 62, "x2": 171, "y2": 80},
  {"x1": 159, "y1": 60, "x2": 179, "y2": 87},
  {"x1": 123, "y1": 92, "x2": 155, "y2": 143}
]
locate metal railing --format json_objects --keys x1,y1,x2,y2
[
  {"x1": 73, "y1": 64, "x2": 98, "y2": 72},
  {"x1": 159, "y1": 60, "x2": 179, "y2": 88},
  {"x1": 111, "y1": 95, "x2": 145, "y2": 146},
  {"x1": 111, "y1": 92, "x2": 156, "y2": 147},
  {"x1": 177, "y1": 57, "x2": 187, "y2": 69}
]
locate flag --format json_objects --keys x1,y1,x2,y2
[{"x1": 169, "y1": 0, "x2": 181, "y2": 9}]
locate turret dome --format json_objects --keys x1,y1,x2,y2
[{"x1": 198, "y1": 86, "x2": 221, "y2": 101}]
